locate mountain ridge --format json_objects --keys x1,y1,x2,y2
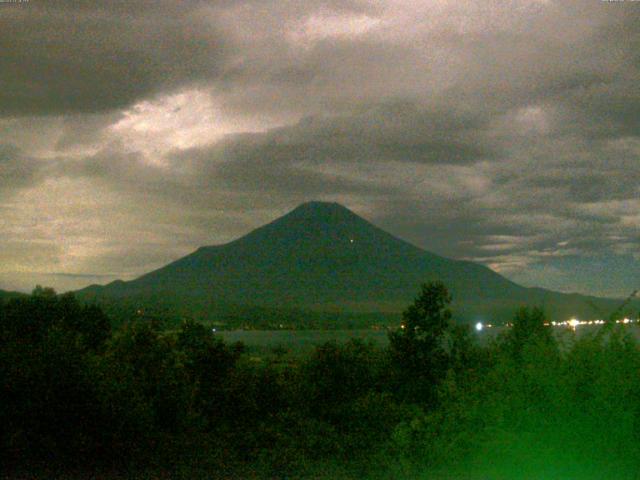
[{"x1": 77, "y1": 201, "x2": 638, "y2": 325}]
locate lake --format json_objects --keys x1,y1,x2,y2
[{"x1": 216, "y1": 324, "x2": 640, "y2": 352}]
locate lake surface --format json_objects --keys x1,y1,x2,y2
[
  {"x1": 217, "y1": 324, "x2": 640, "y2": 352},
  {"x1": 216, "y1": 328, "x2": 390, "y2": 351}
]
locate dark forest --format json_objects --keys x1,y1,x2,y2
[{"x1": 3, "y1": 283, "x2": 640, "y2": 479}]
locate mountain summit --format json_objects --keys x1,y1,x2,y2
[
  {"x1": 78, "y1": 202, "x2": 630, "y2": 324},
  {"x1": 225, "y1": 201, "x2": 429, "y2": 262}
]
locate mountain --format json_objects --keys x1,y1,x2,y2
[
  {"x1": 77, "y1": 201, "x2": 637, "y2": 325},
  {"x1": 0, "y1": 289, "x2": 26, "y2": 302}
]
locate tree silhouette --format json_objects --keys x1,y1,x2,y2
[
  {"x1": 506, "y1": 306, "x2": 555, "y2": 360},
  {"x1": 388, "y1": 281, "x2": 453, "y2": 404}
]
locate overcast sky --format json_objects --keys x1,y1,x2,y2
[{"x1": 1, "y1": 0, "x2": 639, "y2": 297}]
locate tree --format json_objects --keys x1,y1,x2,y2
[
  {"x1": 176, "y1": 319, "x2": 241, "y2": 426},
  {"x1": 505, "y1": 306, "x2": 556, "y2": 360},
  {"x1": 299, "y1": 339, "x2": 377, "y2": 422},
  {"x1": 78, "y1": 304, "x2": 111, "y2": 350},
  {"x1": 0, "y1": 288, "x2": 107, "y2": 467},
  {"x1": 388, "y1": 281, "x2": 453, "y2": 404},
  {"x1": 56, "y1": 293, "x2": 111, "y2": 351}
]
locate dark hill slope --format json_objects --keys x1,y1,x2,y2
[
  {"x1": 77, "y1": 202, "x2": 636, "y2": 324},
  {"x1": 0, "y1": 289, "x2": 27, "y2": 302}
]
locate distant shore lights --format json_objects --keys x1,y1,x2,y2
[
  {"x1": 470, "y1": 317, "x2": 637, "y2": 332},
  {"x1": 556, "y1": 318, "x2": 635, "y2": 329}
]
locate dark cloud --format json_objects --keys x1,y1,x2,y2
[
  {"x1": 0, "y1": 2, "x2": 228, "y2": 115},
  {"x1": 0, "y1": 0, "x2": 384, "y2": 117},
  {"x1": 197, "y1": 104, "x2": 495, "y2": 193},
  {"x1": 530, "y1": 171, "x2": 637, "y2": 204}
]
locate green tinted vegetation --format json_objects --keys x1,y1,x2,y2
[{"x1": 2, "y1": 283, "x2": 640, "y2": 479}]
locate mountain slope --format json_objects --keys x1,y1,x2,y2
[
  {"x1": 77, "y1": 202, "x2": 637, "y2": 324},
  {"x1": 0, "y1": 289, "x2": 27, "y2": 302}
]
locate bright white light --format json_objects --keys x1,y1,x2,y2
[
  {"x1": 475, "y1": 322, "x2": 483, "y2": 332},
  {"x1": 568, "y1": 318, "x2": 579, "y2": 329}
]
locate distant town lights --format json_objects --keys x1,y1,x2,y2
[{"x1": 414, "y1": 316, "x2": 639, "y2": 333}]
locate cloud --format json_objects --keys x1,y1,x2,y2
[
  {"x1": 0, "y1": 1, "x2": 228, "y2": 115},
  {"x1": 509, "y1": 253, "x2": 640, "y2": 299},
  {"x1": 0, "y1": 0, "x2": 639, "y2": 296},
  {"x1": 0, "y1": 144, "x2": 49, "y2": 196}
]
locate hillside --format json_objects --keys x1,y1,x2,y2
[
  {"x1": 77, "y1": 202, "x2": 637, "y2": 325},
  {"x1": 0, "y1": 289, "x2": 26, "y2": 302}
]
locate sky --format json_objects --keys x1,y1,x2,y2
[{"x1": 0, "y1": 0, "x2": 638, "y2": 298}]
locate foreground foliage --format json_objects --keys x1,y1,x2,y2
[{"x1": 2, "y1": 283, "x2": 640, "y2": 479}]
